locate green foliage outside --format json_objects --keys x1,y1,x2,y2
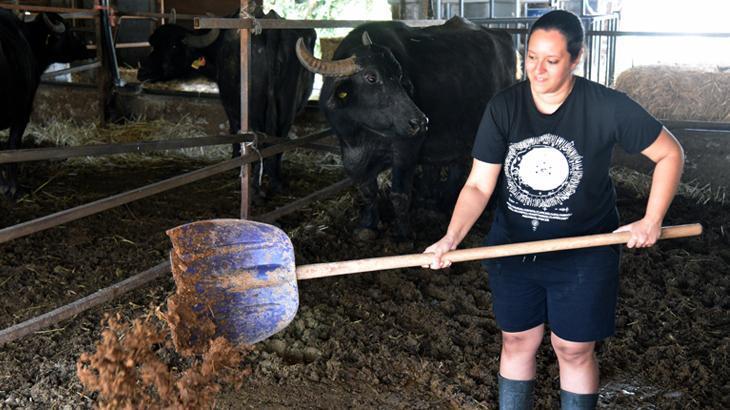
[{"x1": 264, "y1": 0, "x2": 392, "y2": 38}]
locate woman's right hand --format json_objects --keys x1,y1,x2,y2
[{"x1": 422, "y1": 235, "x2": 458, "y2": 270}]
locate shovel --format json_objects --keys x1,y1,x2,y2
[{"x1": 166, "y1": 220, "x2": 702, "y2": 345}]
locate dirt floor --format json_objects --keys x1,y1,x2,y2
[{"x1": 0, "y1": 114, "x2": 728, "y2": 409}]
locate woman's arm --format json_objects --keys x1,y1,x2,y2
[
  {"x1": 614, "y1": 127, "x2": 685, "y2": 247},
  {"x1": 424, "y1": 159, "x2": 502, "y2": 268}
]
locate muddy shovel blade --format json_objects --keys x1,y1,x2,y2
[{"x1": 167, "y1": 219, "x2": 299, "y2": 345}]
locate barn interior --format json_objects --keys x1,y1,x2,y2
[{"x1": 0, "y1": 0, "x2": 728, "y2": 408}]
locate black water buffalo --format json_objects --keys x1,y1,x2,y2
[
  {"x1": 137, "y1": 22, "x2": 219, "y2": 82},
  {"x1": 138, "y1": 8, "x2": 317, "y2": 195},
  {"x1": 296, "y1": 16, "x2": 518, "y2": 240},
  {"x1": 0, "y1": 10, "x2": 90, "y2": 198}
]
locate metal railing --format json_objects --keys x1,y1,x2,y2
[{"x1": 470, "y1": 13, "x2": 621, "y2": 86}]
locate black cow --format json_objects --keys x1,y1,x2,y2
[
  {"x1": 0, "y1": 10, "x2": 90, "y2": 198},
  {"x1": 138, "y1": 8, "x2": 317, "y2": 195},
  {"x1": 296, "y1": 16, "x2": 518, "y2": 241},
  {"x1": 137, "y1": 23, "x2": 219, "y2": 82}
]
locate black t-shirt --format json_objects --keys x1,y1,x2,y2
[{"x1": 472, "y1": 76, "x2": 662, "y2": 245}]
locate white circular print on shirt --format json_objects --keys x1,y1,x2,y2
[
  {"x1": 517, "y1": 147, "x2": 570, "y2": 191},
  {"x1": 504, "y1": 133, "x2": 583, "y2": 209}
]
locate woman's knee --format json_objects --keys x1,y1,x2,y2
[
  {"x1": 502, "y1": 325, "x2": 544, "y2": 355},
  {"x1": 551, "y1": 333, "x2": 595, "y2": 364}
]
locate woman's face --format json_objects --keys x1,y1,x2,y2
[{"x1": 526, "y1": 29, "x2": 580, "y2": 95}]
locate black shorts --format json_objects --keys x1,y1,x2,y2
[{"x1": 484, "y1": 246, "x2": 620, "y2": 343}]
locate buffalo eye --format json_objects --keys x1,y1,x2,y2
[
  {"x1": 364, "y1": 72, "x2": 377, "y2": 84},
  {"x1": 337, "y1": 91, "x2": 348, "y2": 99}
]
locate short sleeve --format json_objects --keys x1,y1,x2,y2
[
  {"x1": 472, "y1": 93, "x2": 509, "y2": 164},
  {"x1": 614, "y1": 93, "x2": 663, "y2": 154}
]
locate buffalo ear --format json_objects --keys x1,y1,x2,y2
[
  {"x1": 327, "y1": 79, "x2": 351, "y2": 110},
  {"x1": 362, "y1": 31, "x2": 373, "y2": 47}
]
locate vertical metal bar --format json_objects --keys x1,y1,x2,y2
[
  {"x1": 585, "y1": 19, "x2": 593, "y2": 80},
  {"x1": 523, "y1": 22, "x2": 528, "y2": 79},
  {"x1": 598, "y1": 21, "x2": 603, "y2": 83},
  {"x1": 100, "y1": 0, "x2": 122, "y2": 87},
  {"x1": 93, "y1": 1, "x2": 110, "y2": 127},
  {"x1": 608, "y1": 13, "x2": 618, "y2": 84},
  {"x1": 436, "y1": 0, "x2": 441, "y2": 19},
  {"x1": 489, "y1": 0, "x2": 494, "y2": 18},
  {"x1": 592, "y1": 19, "x2": 596, "y2": 82},
  {"x1": 160, "y1": 0, "x2": 165, "y2": 25},
  {"x1": 240, "y1": 0, "x2": 251, "y2": 219},
  {"x1": 603, "y1": 19, "x2": 609, "y2": 85},
  {"x1": 590, "y1": 19, "x2": 596, "y2": 81},
  {"x1": 591, "y1": 21, "x2": 601, "y2": 82},
  {"x1": 70, "y1": 0, "x2": 76, "y2": 26},
  {"x1": 459, "y1": 0, "x2": 464, "y2": 17}
]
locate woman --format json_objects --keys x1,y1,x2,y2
[{"x1": 424, "y1": 9, "x2": 684, "y2": 409}]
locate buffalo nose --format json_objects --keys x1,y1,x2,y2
[{"x1": 409, "y1": 116, "x2": 428, "y2": 134}]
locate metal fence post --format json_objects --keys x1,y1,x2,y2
[{"x1": 239, "y1": 0, "x2": 252, "y2": 219}]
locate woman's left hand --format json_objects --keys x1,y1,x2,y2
[{"x1": 613, "y1": 218, "x2": 662, "y2": 248}]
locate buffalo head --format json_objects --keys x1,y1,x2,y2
[
  {"x1": 34, "y1": 13, "x2": 92, "y2": 64},
  {"x1": 137, "y1": 24, "x2": 219, "y2": 82},
  {"x1": 296, "y1": 32, "x2": 428, "y2": 139}
]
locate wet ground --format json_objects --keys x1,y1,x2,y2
[{"x1": 0, "y1": 116, "x2": 728, "y2": 409}]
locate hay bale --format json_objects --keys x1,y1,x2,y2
[
  {"x1": 320, "y1": 37, "x2": 344, "y2": 61},
  {"x1": 614, "y1": 66, "x2": 730, "y2": 122}
]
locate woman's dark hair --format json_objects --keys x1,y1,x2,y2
[{"x1": 528, "y1": 10, "x2": 584, "y2": 61}]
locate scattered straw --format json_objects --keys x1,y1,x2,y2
[
  {"x1": 286, "y1": 147, "x2": 342, "y2": 173},
  {"x1": 614, "y1": 66, "x2": 730, "y2": 122},
  {"x1": 70, "y1": 68, "x2": 220, "y2": 94},
  {"x1": 610, "y1": 166, "x2": 726, "y2": 205},
  {"x1": 1, "y1": 117, "x2": 232, "y2": 164}
]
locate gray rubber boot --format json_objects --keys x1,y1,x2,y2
[
  {"x1": 498, "y1": 374, "x2": 535, "y2": 410},
  {"x1": 560, "y1": 389, "x2": 598, "y2": 410}
]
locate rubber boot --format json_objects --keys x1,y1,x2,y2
[
  {"x1": 498, "y1": 374, "x2": 535, "y2": 410},
  {"x1": 560, "y1": 390, "x2": 598, "y2": 410}
]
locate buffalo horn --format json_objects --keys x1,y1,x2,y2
[
  {"x1": 362, "y1": 31, "x2": 372, "y2": 46},
  {"x1": 41, "y1": 13, "x2": 65, "y2": 34},
  {"x1": 295, "y1": 38, "x2": 360, "y2": 78},
  {"x1": 182, "y1": 28, "x2": 220, "y2": 49}
]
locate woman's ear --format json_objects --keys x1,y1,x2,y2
[{"x1": 571, "y1": 47, "x2": 584, "y2": 71}]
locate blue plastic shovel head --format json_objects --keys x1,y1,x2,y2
[{"x1": 166, "y1": 219, "x2": 299, "y2": 345}]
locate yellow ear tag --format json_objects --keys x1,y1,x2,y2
[
  {"x1": 191, "y1": 56, "x2": 206, "y2": 69},
  {"x1": 338, "y1": 91, "x2": 348, "y2": 99}
]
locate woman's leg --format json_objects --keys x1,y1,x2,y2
[
  {"x1": 498, "y1": 324, "x2": 544, "y2": 410},
  {"x1": 550, "y1": 332, "x2": 598, "y2": 392},
  {"x1": 500, "y1": 324, "x2": 545, "y2": 380},
  {"x1": 551, "y1": 332, "x2": 599, "y2": 409}
]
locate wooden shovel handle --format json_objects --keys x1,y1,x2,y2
[{"x1": 295, "y1": 223, "x2": 702, "y2": 280}]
